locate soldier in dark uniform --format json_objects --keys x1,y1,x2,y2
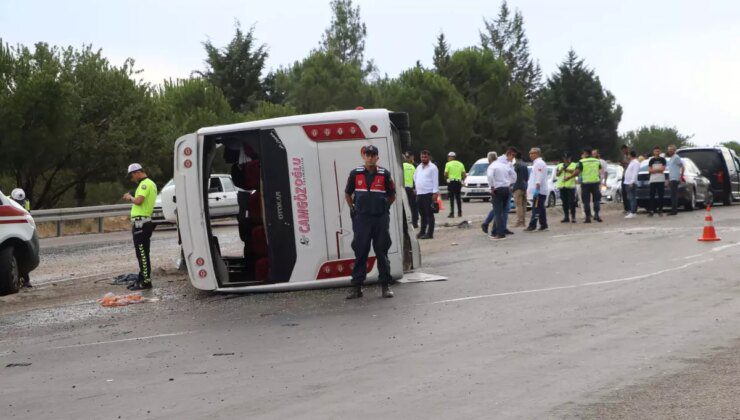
[{"x1": 344, "y1": 145, "x2": 396, "y2": 299}]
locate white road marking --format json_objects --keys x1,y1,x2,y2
[
  {"x1": 683, "y1": 242, "x2": 740, "y2": 260},
  {"x1": 48, "y1": 331, "x2": 194, "y2": 350},
  {"x1": 429, "y1": 258, "x2": 714, "y2": 305}
]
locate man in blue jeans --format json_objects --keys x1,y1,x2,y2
[
  {"x1": 487, "y1": 149, "x2": 517, "y2": 240},
  {"x1": 526, "y1": 148, "x2": 549, "y2": 231}
]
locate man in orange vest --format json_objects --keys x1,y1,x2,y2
[{"x1": 344, "y1": 145, "x2": 397, "y2": 299}]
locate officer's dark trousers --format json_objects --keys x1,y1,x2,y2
[
  {"x1": 448, "y1": 180, "x2": 462, "y2": 215},
  {"x1": 417, "y1": 193, "x2": 435, "y2": 237},
  {"x1": 351, "y1": 213, "x2": 392, "y2": 286},
  {"x1": 650, "y1": 182, "x2": 665, "y2": 214},
  {"x1": 405, "y1": 187, "x2": 419, "y2": 227},
  {"x1": 132, "y1": 221, "x2": 155, "y2": 283},
  {"x1": 560, "y1": 187, "x2": 576, "y2": 221},
  {"x1": 669, "y1": 180, "x2": 680, "y2": 213},
  {"x1": 581, "y1": 183, "x2": 601, "y2": 220},
  {"x1": 528, "y1": 194, "x2": 548, "y2": 229}
]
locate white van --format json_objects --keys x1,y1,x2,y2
[
  {"x1": 170, "y1": 109, "x2": 421, "y2": 292},
  {"x1": 461, "y1": 158, "x2": 491, "y2": 202}
]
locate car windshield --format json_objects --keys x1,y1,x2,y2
[{"x1": 469, "y1": 162, "x2": 489, "y2": 176}]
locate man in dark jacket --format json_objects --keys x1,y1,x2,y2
[{"x1": 512, "y1": 149, "x2": 529, "y2": 227}]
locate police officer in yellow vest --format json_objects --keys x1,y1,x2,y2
[
  {"x1": 573, "y1": 148, "x2": 603, "y2": 223},
  {"x1": 402, "y1": 151, "x2": 418, "y2": 228},
  {"x1": 555, "y1": 153, "x2": 578, "y2": 223},
  {"x1": 122, "y1": 163, "x2": 157, "y2": 290},
  {"x1": 444, "y1": 152, "x2": 466, "y2": 218}
]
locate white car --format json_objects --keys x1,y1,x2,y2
[
  {"x1": 601, "y1": 164, "x2": 624, "y2": 203},
  {"x1": 0, "y1": 190, "x2": 39, "y2": 295},
  {"x1": 461, "y1": 158, "x2": 491, "y2": 202},
  {"x1": 153, "y1": 174, "x2": 240, "y2": 224}
]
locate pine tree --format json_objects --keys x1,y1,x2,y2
[
  {"x1": 481, "y1": 1, "x2": 542, "y2": 100},
  {"x1": 432, "y1": 32, "x2": 451, "y2": 77},
  {"x1": 320, "y1": 0, "x2": 374, "y2": 73}
]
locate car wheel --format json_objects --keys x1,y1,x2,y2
[
  {"x1": 462, "y1": 198, "x2": 470, "y2": 203},
  {"x1": 481, "y1": 197, "x2": 490, "y2": 202},
  {"x1": 0, "y1": 246, "x2": 22, "y2": 296},
  {"x1": 547, "y1": 193, "x2": 556, "y2": 208},
  {"x1": 723, "y1": 193, "x2": 732, "y2": 206},
  {"x1": 685, "y1": 188, "x2": 696, "y2": 211}
]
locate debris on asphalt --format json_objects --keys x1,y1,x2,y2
[
  {"x1": 98, "y1": 292, "x2": 159, "y2": 307},
  {"x1": 213, "y1": 353, "x2": 235, "y2": 356},
  {"x1": 6, "y1": 363, "x2": 32, "y2": 368}
]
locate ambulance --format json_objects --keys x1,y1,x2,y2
[{"x1": 168, "y1": 108, "x2": 421, "y2": 292}]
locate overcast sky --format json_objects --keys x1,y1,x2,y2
[{"x1": 2, "y1": 0, "x2": 739, "y2": 145}]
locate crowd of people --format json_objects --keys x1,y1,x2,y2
[{"x1": 402, "y1": 144, "x2": 686, "y2": 241}]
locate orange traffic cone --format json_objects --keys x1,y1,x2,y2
[
  {"x1": 437, "y1": 196, "x2": 444, "y2": 211},
  {"x1": 698, "y1": 206, "x2": 721, "y2": 242}
]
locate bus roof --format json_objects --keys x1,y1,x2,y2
[{"x1": 197, "y1": 108, "x2": 392, "y2": 136}]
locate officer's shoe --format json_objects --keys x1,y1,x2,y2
[
  {"x1": 128, "y1": 281, "x2": 153, "y2": 291},
  {"x1": 447, "y1": 213, "x2": 454, "y2": 218},
  {"x1": 594, "y1": 216, "x2": 603, "y2": 223},
  {"x1": 381, "y1": 284, "x2": 394, "y2": 298},
  {"x1": 346, "y1": 286, "x2": 363, "y2": 299}
]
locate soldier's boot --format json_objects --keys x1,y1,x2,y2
[
  {"x1": 381, "y1": 284, "x2": 394, "y2": 298},
  {"x1": 346, "y1": 286, "x2": 363, "y2": 299}
]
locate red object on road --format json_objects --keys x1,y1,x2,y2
[{"x1": 698, "y1": 206, "x2": 721, "y2": 242}]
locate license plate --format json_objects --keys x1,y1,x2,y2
[{"x1": 474, "y1": 189, "x2": 488, "y2": 193}]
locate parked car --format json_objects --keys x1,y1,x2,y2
[
  {"x1": 676, "y1": 147, "x2": 740, "y2": 206},
  {"x1": 0, "y1": 190, "x2": 39, "y2": 295},
  {"x1": 152, "y1": 174, "x2": 240, "y2": 224},
  {"x1": 461, "y1": 158, "x2": 491, "y2": 202},
  {"x1": 601, "y1": 164, "x2": 624, "y2": 203},
  {"x1": 635, "y1": 157, "x2": 712, "y2": 211}
]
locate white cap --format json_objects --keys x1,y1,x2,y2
[
  {"x1": 11, "y1": 188, "x2": 25, "y2": 201},
  {"x1": 448, "y1": 152, "x2": 456, "y2": 157},
  {"x1": 127, "y1": 163, "x2": 143, "y2": 174}
]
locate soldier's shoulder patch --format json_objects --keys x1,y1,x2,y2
[{"x1": 141, "y1": 184, "x2": 147, "y2": 190}]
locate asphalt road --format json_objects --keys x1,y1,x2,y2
[{"x1": 2, "y1": 201, "x2": 740, "y2": 419}]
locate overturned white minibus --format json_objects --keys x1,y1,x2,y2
[{"x1": 169, "y1": 109, "x2": 421, "y2": 292}]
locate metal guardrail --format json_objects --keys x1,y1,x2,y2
[{"x1": 32, "y1": 204, "x2": 131, "y2": 237}]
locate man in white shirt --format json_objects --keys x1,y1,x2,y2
[
  {"x1": 413, "y1": 150, "x2": 439, "y2": 239},
  {"x1": 488, "y1": 149, "x2": 517, "y2": 239},
  {"x1": 526, "y1": 148, "x2": 549, "y2": 232},
  {"x1": 623, "y1": 150, "x2": 640, "y2": 218}
]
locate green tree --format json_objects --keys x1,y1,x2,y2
[
  {"x1": 274, "y1": 51, "x2": 373, "y2": 113},
  {"x1": 480, "y1": 1, "x2": 542, "y2": 100},
  {"x1": 154, "y1": 77, "x2": 239, "y2": 180},
  {"x1": 199, "y1": 22, "x2": 268, "y2": 112},
  {"x1": 0, "y1": 41, "x2": 79, "y2": 209},
  {"x1": 432, "y1": 32, "x2": 451, "y2": 77},
  {"x1": 445, "y1": 47, "x2": 533, "y2": 157},
  {"x1": 377, "y1": 67, "x2": 475, "y2": 165},
  {"x1": 534, "y1": 50, "x2": 622, "y2": 160},
  {"x1": 320, "y1": 0, "x2": 374, "y2": 74},
  {"x1": 67, "y1": 48, "x2": 159, "y2": 206},
  {"x1": 622, "y1": 125, "x2": 694, "y2": 156}
]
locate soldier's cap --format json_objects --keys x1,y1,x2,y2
[
  {"x1": 362, "y1": 145, "x2": 379, "y2": 156},
  {"x1": 127, "y1": 163, "x2": 143, "y2": 174},
  {"x1": 448, "y1": 152, "x2": 456, "y2": 157}
]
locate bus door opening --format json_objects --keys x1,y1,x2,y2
[{"x1": 202, "y1": 129, "x2": 296, "y2": 287}]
